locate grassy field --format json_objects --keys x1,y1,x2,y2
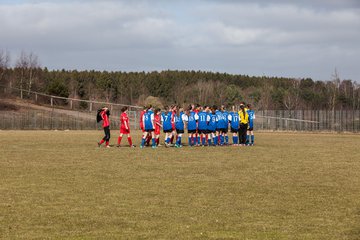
[{"x1": 1, "y1": 130, "x2": 360, "y2": 239}]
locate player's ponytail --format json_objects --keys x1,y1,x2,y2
[{"x1": 240, "y1": 103, "x2": 246, "y2": 121}]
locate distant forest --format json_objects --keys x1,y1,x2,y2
[{"x1": 1, "y1": 50, "x2": 359, "y2": 110}]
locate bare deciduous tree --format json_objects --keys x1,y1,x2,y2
[
  {"x1": 0, "y1": 49, "x2": 11, "y2": 84},
  {"x1": 15, "y1": 51, "x2": 28, "y2": 99},
  {"x1": 15, "y1": 51, "x2": 40, "y2": 98},
  {"x1": 28, "y1": 52, "x2": 39, "y2": 95},
  {"x1": 283, "y1": 79, "x2": 300, "y2": 111},
  {"x1": 329, "y1": 69, "x2": 340, "y2": 112}
]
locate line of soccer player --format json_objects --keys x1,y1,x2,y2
[
  {"x1": 97, "y1": 103, "x2": 255, "y2": 148},
  {"x1": 139, "y1": 103, "x2": 255, "y2": 148}
]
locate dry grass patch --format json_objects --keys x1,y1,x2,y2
[{"x1": 0, "y1": 131, "x2": 360, "y2": 239}]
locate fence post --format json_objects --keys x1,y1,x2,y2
[
  {"x1": 353, "y1": 110, "x2": 355, "y2": 132},
  {"x1": 90, "y1": 102, "x2": 93, "y2": 112},
  {"x1": 50, "y1": 97, "x2": 53, "y2": 107},
  {"x1": 358, "y1": 110, "x2": 360, "y2": 132},
  {"x1": 340, "y1": 109, "x2": 343, "y2": 132},
  {"x1": 133, "y1": 111, "x2": 136, "y2": 130}
]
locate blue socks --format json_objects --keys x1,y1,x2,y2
[
  {"x1": 141, "y1": 138, "x2": 145, "y2": 147},
  {"x1": 233, "y1": 136, "x2": 238, "y2": 144}
]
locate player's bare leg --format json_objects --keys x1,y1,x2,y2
[{"x1": 117, "y1": 133, "x2": 123, "y2": 147}]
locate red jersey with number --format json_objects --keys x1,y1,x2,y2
[
  {"x1": 120, "y1": 112, "x2": 130, "y2": 134},
  {"x1": 171, "y1": 110, "x2": 176, "y2": 130},
  {"x1": 154, "y1": 114, "x2": 161, "y2": 135},
  {"x1": 101, "y1": 110, "x2": 110, "y2": 128}
]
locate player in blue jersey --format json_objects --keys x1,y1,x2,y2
[
  {"x1": 220, "y1": 105, "x2": 230, "y2": 145},
  {"x1": 228, "y1": 106, "x2": 240, "y2": 145},
  {"x1": 207, "y1": 106, "x2": 218, "y2": 146},
  {"x1": 140, "y1": 105, "x2": 156, "y2": 148},
  {"x1": 169, "y1": 105, "x2": 177, "y2": 145},
  {"x1": 194, "y1": 104, "x2": 201, "y2": 146},
  {"x1": 246, "y1": 104, "x2": 256, "y2": 146},
  {"x1": 174, "y1": 106, "x2": 187, "y2": 148},
  {"x1": 185, "y1": 105, "x2": 199, "y2": 146},
  {"x1": 197, "y1": 105, "x2": 210, "y2": 146},
  {"x1": 162, "y1": 106, "x2": 174, "y2": 147},
  {"x1": 215, "y1": 107, "x2": 223, "y2": 145}
]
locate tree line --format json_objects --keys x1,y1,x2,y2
[{"x1": 1, "y1": 50, "x2": 359, "y2": 110}]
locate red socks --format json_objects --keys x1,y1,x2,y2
[
  {"x1": 146, "y1": 135, "x2": 151, "y2": 145},
  {"x1": 118, "y1": 136, "x2": 132, "y2": 146}
]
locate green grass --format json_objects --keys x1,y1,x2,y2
[{"x1": 1, "y1": 130, "x2": 360, "y2": 239}]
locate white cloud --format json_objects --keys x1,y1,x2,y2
[
  {"x1": 0, "y1": 1, "x2": 176, "y2": 50},
  {"x1": 0, "y1": 0, "x2": 359, "y2": 81}
]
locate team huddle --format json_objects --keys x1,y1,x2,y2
[{"x1": 97, "y1": 103, "x2": 255, "y2": 148}]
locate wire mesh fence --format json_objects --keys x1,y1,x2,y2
[
  {"x1": 256, "y1": 110, "x2": 360, "y2": 132},
  {"x1": 0, "y1": 109, "x2": 359, "y2": 132},
  {"x1": 1, "y1": 84, "x2": 359, "y2": 132},
  {"x1": 0, "y1": 110, "x2": 140, "y2": 130}
]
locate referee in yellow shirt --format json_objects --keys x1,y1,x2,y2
[{"x1": 238, "y1": 103, "x2": 249, "y2": 146}]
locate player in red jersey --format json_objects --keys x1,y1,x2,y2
[
  {"x1": 117, "y1": 106, "x2": 135, "y2": 147},
  {"x1": 98, "y1": 107, "x2": 111, "y2": 148},
  {"x1": 154, "y1": 108, "x2": 162, "y2": 146},
  {"x1": 139, "y1": 106, "x2": 146, "y2": 132}
]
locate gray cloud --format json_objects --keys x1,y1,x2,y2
[{"x1": 0, "y1": 0, "x2": 359, "y2": 81}]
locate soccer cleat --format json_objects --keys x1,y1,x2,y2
[
  {"x1": 97, "y1": 142, "x2": 101, "y2": 147},
  {"x1": 105, "y1": 145, "x2": 111, "y2": 148},
  {"x1": 140, "y1": 145, "x2": 144, "y2": 149},
  {"x1": 116, "y1": 145, "x2": 121, "y2": 148},
  {"x1": 130, "y1": 145, "x2": 136, "y2": 148},
  {"x1": 152, "y1": 145, "x2": 157, "y2": 149}
]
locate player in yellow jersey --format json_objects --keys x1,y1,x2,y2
[{"x1": 238, "y1": 103, "x2": 249, "y2": 146}]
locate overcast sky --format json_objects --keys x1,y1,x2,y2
[{"x1": 1, "y1": 0, "x2": 359, "y2": 81}]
